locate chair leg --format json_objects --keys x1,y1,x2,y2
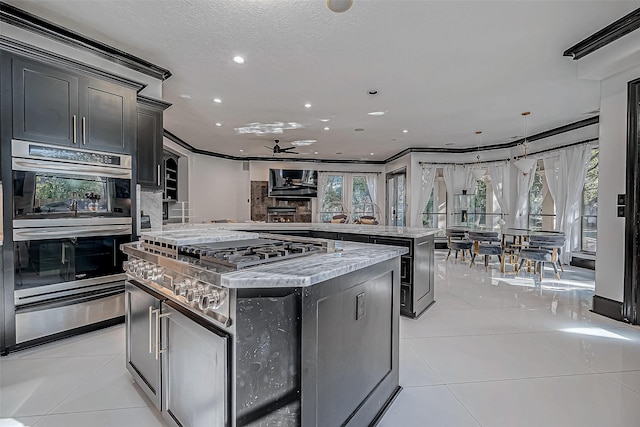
[
  {"x1": 558, "y1": 260, "x2": 564, "y2": 273},
  {"x1": 516, "y1": 259, "x2": 526, "y2": 276},
  {"x1": 447, "y1": 248, "x2": 452, "y2": 260},
  {"x1": 470, "y1": 252, "x2": 476, "y2": 268},
  {"x1": 551, "y1": 261, "x2": 560, "y2": 280},
  {"x1": 539, "y1": 262, "x2": 544, "y2": 282},
  {"x1": 484, "y1": 255, "x2": 489, "y2": 272}
]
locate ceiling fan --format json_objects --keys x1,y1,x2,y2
[{"x1": 265, "y1": 140, "x2": 298, "y2": 155}]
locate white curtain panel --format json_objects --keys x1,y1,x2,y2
[
  {"x1": 561, "y1": 145, "x2": 592, "y2": 263},
  {"x1": 464, "y1": 165, "x2": 478, "y2": 194},
  {"x1": 412, "y1": 165, "x2": 437, "y2": 227},
  {"x1": 487, "y1": 163, "x2": 511, "y2": 226},
  {"x1": 316, "y1": 172, "x2": 329, "y2": 222},
  {"x1": 364, "y1": 173, "x2": 379, "y2": 218},
  {"x1": 543, "y1": 155, "x2": 565, "y2": 231},
  {"x1": 514, "y1": 160, "x2": 537, "y2": 229}
]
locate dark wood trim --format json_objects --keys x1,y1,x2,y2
[
  {"x1": 623, "y1": 77, "x2": 640, "y2": 325},
  {"x1": 563, "y1": 7, "x2": 640, "y2": 60},
  {"x1": 0, "y1": 36, "x2": 146, "y2": 92},
  {"x1": 592, "y1": 295, "x2": 624, "y2": 322},
  {"x1": 0, "y1": 1, "x2": 171, "y2": 80},
  {"x1": 165, "y1": 117, "x2": 599, "y2": 165},
  {"x1": 137, "y1": 94, "x2": 172, "y2": 111}
]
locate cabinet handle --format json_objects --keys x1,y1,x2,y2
[
  {"x1": 156, "y1": 312, "x2": 171, "y2": 360},
  {"x1": 82, "y1": 117, "x2": 86, "y2": 145},
  {"x1": 72, "y1": 115, "x2": 77, "y2": 144},
  {"x1": 157, "y1": 164, "x2": 161, "y2": 186},
  {"x1": 149, "y1": 306, "x2": 157, "y2": 354},
  {"x1": 61, "y1": 243, "x2": 66, "y2": 264}
]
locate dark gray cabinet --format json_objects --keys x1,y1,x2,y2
[
  {"x1": 311, "y1": 230, "x2": 435, "y2": 318},
  {"x1": 125, "y1": 281, "x2": 162, "y2": 410},
  {"x1": 137, "y1": 97, "x2": 170, "y2": 189},
  {"x1": 11, "y1": 55, "x2": 136, "y2": 153},
  {"x1": 161, "y1": 304, "x2": 228, "y2": 427},
  {"x1": 12, "y1": 57, "x2": 79, "y2": 146}
]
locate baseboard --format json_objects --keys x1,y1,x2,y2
[
  {"x1": 571, "y1": 256, "x2": 596, "y2": 270},
  {"x1": 591, "y1": 295, "x2": 624, "y2": 322}
]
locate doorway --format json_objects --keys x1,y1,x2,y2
[
  {"x1": 386, "y1": 169, "x2": 406, "y2": 226},
  {"x1": 624, "y1": 77, "x2": 640, "y2": 325}
]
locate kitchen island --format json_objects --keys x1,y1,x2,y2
[
  {"x1": 154, "y1": 223, "x2": 440, "y2": 318},
  {"x1": 122, "y1": 227, "x2": 407, "y2": 427}
]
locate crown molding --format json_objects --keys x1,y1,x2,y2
[{"x1": 0, "y1": 1, "x2": 171, "y2": 80}]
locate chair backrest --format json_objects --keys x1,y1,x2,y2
[
  {"x1": 445, "y1": 228, "x2": 467, "y2": 239},
  {"x1": 529, "y1": 234, "x2": 565, "y2": 248},
  {"x1": 468, "y1": 231, "x2": 500, "y2": 242}
]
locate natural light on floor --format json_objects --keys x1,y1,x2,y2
[{"x1": 559, "y1": 327, "x2": 631, "y2": 340}]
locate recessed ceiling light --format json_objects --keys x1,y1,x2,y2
[
  {"x1": 239, "y1": 149, "x2": 244, "y2": 152},
  {"x1": 215, "y1": 122, "x2": 222, "y2": 127},
  {"x1": 213, "y1": 98, "x2": 222, "y2": 103},
  {"x1": 368, "y1": 90, "x2": 378, "y2": 95},
  {"x1": 444, "y1": 142, "x2": 455, "y2": 146},
  {"x1": 402, "y1": 129, "x2": 409, "y2": 133},
  {"x1": 314, "y1": 151, "x2": 319, "y2": 155},
  {"x1": 367, "y1": 111, "x2": 385, "y2": 116},
  {"x1": 336, "y1": 152, "x2": 343, "y2": 155},
  {"x1": 370, "y1": 153, "x2": 375, "y2": 156},
  {"x1": 323, "y1": 127, "x2": 330, "y2": 131},
  {"x1": 319, "y1": 119, "x2": 330, "y2": 122},
  {"x1": 179, "y1": 94, "x2": 191, "y2": 99},
  {"x1": 233, "y1": 56, "x2": 244, "y2": 64},
  {"x1": 304, "y1": 103, "x2": 312, "y2": 108},
  {"x1": 290, "y1": 140, "x2": 317, "y2": 146},
  {"x1": 354, "y1": 128, "x2": 365, "y2": 132}
]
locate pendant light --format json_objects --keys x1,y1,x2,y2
[
  {"x1": 471, "y1": 131, "x2": 486, "y2": 181},
  {"x1": 327, "y1": 0, "x2": 353, "y2": 13},
  {"x1": 514, "y1": 111, "x2": 536, "y2": 175}
]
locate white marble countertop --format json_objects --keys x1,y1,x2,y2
[
  {"x1": 164, "y1": 222, "x2": 440, "y2": 239},
  {"x1": 222, "y1": 241, "x2": 408, "y2": 288},
  {"x1": 140, "y1": 228, "x2": 260, "y2": 246}
]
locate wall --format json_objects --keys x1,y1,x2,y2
[{"x1": 594, "y1": 65, "x2": 640, "y2": 302}]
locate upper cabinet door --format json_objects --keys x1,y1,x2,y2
[
  {"x1": 137, "y1": 105, "x2": 164, "y2": 189},
  {"x1": 12, "y1": 58, "x2": 79, "y2": 146},
  {"x1": 79, "y1": 77, "x2": 135, "y2": 154}
]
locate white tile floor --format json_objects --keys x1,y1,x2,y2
[{"x1": 2, "y1": 251, "x2": 640, "y2": 427}]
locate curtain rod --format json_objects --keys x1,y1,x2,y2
[
  {"x1": 418, "y1": 138, "x2": 598, "y2": 167},
  {"x1": 317, "y1": 170, "x2": 382, "y2": 174}
]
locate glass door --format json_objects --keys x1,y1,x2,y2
[{"x1": 386, "y1": 170, "x2": 406, "y2": 226}]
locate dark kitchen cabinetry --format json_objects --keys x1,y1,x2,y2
[
  {"x1": 137, "y1": 96, "x2": 171, "y2": 189},
  {"x1": 11, "y1": 55, "x2": 137, "y2": 153},
  {"x1": 125, "y1": 281, "x2": 162, "y2": 409},
  {"x1": 310, "y1": 230, "x2": 434, "y2": 318},
  {"x1": 125, "y1": 280, "x2": 228, "y2": 427}
]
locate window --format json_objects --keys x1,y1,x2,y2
[
  {"x1": 528, "y1": 159, "x2": 555, "y2": 230},
  {"x1": 581, "y1": 148, "x2": 599, "y2": 252},
  {"x1": 422, "y1": 187, "x2": 436, "y2": 228},
  {"x1": 319, "y1": 175, "x2": 344, "y2": 222},
  {"x1": 351, "y1": 176, "x2": 375, "y2": 222}
]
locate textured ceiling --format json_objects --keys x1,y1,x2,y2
[{"x1": 5, "y1": 0, "x2": 639, "y2": 161}]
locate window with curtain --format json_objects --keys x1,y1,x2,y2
[
  {"x1": 422, "y1": 187, "x2": 436, "y2": 227},
  {"x1": 581, "y1": 147, "x2": 599, "y2": 252},
  {"x1": 351, "y1": 176, "x2": 375, "y2": 222},
  {"x1": 318, "y1": 175, "x2": 344, "y2": 222},
  {"x1": 528, "y1": 159, "x2": 556, "y2": 230}
]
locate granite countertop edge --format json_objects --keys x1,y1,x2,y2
[{"x1": 220, "y1": 241, "x2": 409, "y2": 289}]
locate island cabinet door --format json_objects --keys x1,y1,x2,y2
[
  {"x1": 161, "y1": 302, "x2": 229, "y2": 427},
  {"x1": 125, "y1": 281, "x2": 162, "y2": 410}
]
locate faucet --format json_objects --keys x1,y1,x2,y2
[{"x1": 69, "y1": 192, "x2": 78, "y2": 216}]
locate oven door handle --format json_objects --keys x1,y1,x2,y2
[
  {"x1": 12, "y1": 158, "x2": 132, "y2": 179},
  {"x1": 14, "y1": 225, "x2": 132, "y2": 241}
]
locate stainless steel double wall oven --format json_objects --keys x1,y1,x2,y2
[{"x1": 5, "y1": 140, "x2": 132, "y2": 350}]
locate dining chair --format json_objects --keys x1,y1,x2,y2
[
  {"x1": 445, "y1": 229, "x2": 473, "y2": 262},
  {"x1": 468, "y1": 231, "x2": 502, "y2": 271},
  {"x1": 516, "y1": 234, "x2": 566, "y2": 281}
]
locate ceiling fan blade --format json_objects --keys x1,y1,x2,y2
[
  {"x1": 264, "y1": 145, "x2": 273, "y2": 150},
  {"x1": 281, "y1": 146, "x2": 297, "y2": 151}
]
